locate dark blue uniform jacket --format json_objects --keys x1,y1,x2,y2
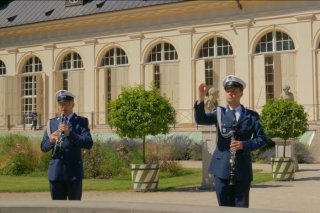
[
  {"x1": 41, "y1": 114, "x2": 93, "y2": 181},
  {"x1": 194, "y1": 101, "x2": 267, "y2": 181}
]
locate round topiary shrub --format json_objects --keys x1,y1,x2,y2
[{"x1": 260, "y1": 99, "x2": 308, "y2": 157}]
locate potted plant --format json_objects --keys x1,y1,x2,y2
[
  {"x1": 260, "y1": 99, "x2": 308, "y2": 180},
  {"x1": 109, "y1": 85, "x2": 175, "y2": 191}
]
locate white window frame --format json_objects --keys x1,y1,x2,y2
[
  {"x1": 198, "y1": 37, "x2": 233, "y2": 59},
  {"x1": 265, "y1": 55, "x2": 274, "y2": 100},
  {"x1": 255, "y1": 31, "x2": 295, "y2": 54},
  {"x1": 22, "y1": 75, "x2": 37, "y2": 125},
  {"x1": 101, "y1": 48, "x2": 128, "y2": 67},
  {"x1": 0, "y1": 60, "x2": 6, "y2": 75},
  {"x1": 154, "y1": 64, "x2": 160, "y2": 89},
  {"x1": 23, "y1": 56, "x2": 42, "y2": 73},
  {"x1": 21, "y1": 56, "x2": 42, "y2": 124},
  {"x1": 148, "y1": 42, "x2": 178, "y2": 63},
  {"x1": 60, "y1": 52, "x2": 83, "y2": 70},
  {"x1": 204, "y1": 60, "x2": 213, "y2": 88}
]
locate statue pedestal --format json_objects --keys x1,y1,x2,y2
[
  {"x1": 273, "y1": 138, "x2": 299, "y2": 170},
  {"x1": 200, "y1": 126, "x2": 217, "y2": 190}
]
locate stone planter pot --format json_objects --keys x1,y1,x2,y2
[
  {"x1": 131, "y1": 164, "x2": 160, "y2": 192},
  {"x1": 273, "y1": 138, "x2": 298, "y2": 171},
  {"x1": 271, "y1": 157, "x2": 295, "y2": 181}
]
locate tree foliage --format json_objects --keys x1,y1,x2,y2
[
  {"x1": 108, "y1": 86, "x2": 175, "y2": 163},
  {"x1": 260, "y1": 99, "x2": 308, "y2": 140}
]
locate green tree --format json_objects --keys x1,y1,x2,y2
[
  {"x1": 260, "y1": 99, "x2": 308, "y2": 157},
  {"x1": 109, "y1": 86, "x2": 175, "y2": 163}
]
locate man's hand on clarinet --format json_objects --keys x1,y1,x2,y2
[
  {"x1": 49, "y1": 131, "x2": 59, "y2": 144},
  {"x1": 59, "y1": 123, "x2": 71, "y2": 136},
  {"x1": 230, "y1": 140, "x2": 243, "y2": 151}
]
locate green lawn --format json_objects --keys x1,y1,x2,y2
[{"x1": 0, "y1": 169, "x2": 272, "y2": 192}]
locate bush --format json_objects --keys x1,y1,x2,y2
[
  {"x1": 0, "y1": 134, "x2": 37, "y2": 175},
  {"x1": 109, "y1": 85, "x2": 175, "y2": 163},
  {"x1": 0, "y1": 134, "x2": 200, "y2": 178},
  {"x1": 295, "y1": 143, "x2": 314, "y2": 163},
  {"x1": 160, "y1": 161, "x2": 184, "y2": 177},
  {"x1": 254, "y1": 148, "x2": 275, "y2": 163},
  {"x1": 260, "y1": 99, "x2": 308, "y2": 158},
  {"x1": 152, "y1": 135, "x2": 202, "y2": 160},
  {"x1": 82, "y1": 139, "x2": 130, "y2": 178},
  {"x1": 252, "y1": 137, "x2": 275, "y2": 163}
]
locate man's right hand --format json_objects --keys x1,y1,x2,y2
[
  {"x1": 49, "y1": 131, "x2": 59, "y2": 144},
  {"x1": 198, "y1": 83, "x2": 207, "y2": 102}
]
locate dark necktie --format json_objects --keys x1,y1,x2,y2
[
  {"x1": 232, "y1": 110, "x2": 237, "y2": 128},
  {"x1": 64, "y1": 117, "x2": 68, "y2": 124}
]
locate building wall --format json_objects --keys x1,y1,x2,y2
[{"x1": 1, "y1": 1, "x2": 320, "y2": 128}]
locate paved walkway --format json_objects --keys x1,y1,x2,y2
[{"x1": 0, "y1": 162, "x2": 319, "y2": 213}]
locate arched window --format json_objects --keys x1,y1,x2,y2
[
  {"x1": 21, "y1": 56, "x2": 43, "y2": 125},
  {"x1": 198, "y1": 37, "x2": 233, "y2": 58},
  {"x1": 23, "y1": 56, "x2": 42, "y2": 73},
  {"x1": 255, "y1": 31, "x2": 295, "y2": 53},
  {"x1": 147, "y1": 42, "x2": 178, "y2": 62},
  {"x1": 59, "y1": 51, "x2": 83, "y2": 70},
  {"x1": 101, "y1": 47, "x2": 128, "y2": 66},
  {"x1": 58, "y1": 52, "x2": 83, "y2": 91},
  {"x1": 145, "y1": 42, "x2": 179, "y2": 108},
  {"x1": 254, "y1": 31, "x2": 295, "y2": 103},
  {"x1": 198, "y1": 37, "x2": 233, "y2": 88},
  {"x1": 0, "y1": 60, "x2": 6, "y2": 75}
]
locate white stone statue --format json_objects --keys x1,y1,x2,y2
[
  {"x1": 204, "y1": 87, "x2": 219, "y2": 112},
  {"x1": 280, "y1": 85, "x2": 294, "y2": 101}
]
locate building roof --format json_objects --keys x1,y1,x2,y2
[{"x1": 0, "y1": 0, "x2": 185, "y2": 29}]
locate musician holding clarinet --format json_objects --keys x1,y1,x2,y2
[
  {"x1": 194, "y1": 75, "x2": 267, "y2": 208},
  {"x1": 41, "y1": 90, "x2": 93, "y2": 200}
]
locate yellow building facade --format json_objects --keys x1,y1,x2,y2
[{"x1": 1, "y1": 0, "x2": 320, "y2": 130}]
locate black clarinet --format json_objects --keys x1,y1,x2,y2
[
  {"x1": 51, "y1": 114, "x2": 65, "y2": 159},
  {"x1": 229, "y1": 111, "x2": 237, "y2": 186}
]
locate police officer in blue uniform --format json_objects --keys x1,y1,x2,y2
[
  {"x1": 194, "y1": 75, "x2": 267, "y2": 208},
  {"x1": 41, "y1": 90, "x2": 93, "y2": 200}
]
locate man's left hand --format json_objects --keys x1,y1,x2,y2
[{"x1": 230, "y1": 140, "x2": 243, "y2": 151}]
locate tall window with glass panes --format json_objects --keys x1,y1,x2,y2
[
  {"x1": 255, "y1": 31, "x2": 295, "y2": 100},
  {"x1": 22, "y1": 56, "x2": 42, "y2": 124}
]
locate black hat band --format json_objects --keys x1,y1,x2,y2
[
  {"x1": 57, "y1": 95, "x2": 74, "y2": 102},
  {"x1": 224, "y1": 81, "x2": 243, "y2": 89}
]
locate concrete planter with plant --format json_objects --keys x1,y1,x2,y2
[
  {"x1": 109, "y1": 85, "x2": 175, "y2": 191},
  {"x1": 260, "y1": 99, "x2": 308, "y2": 181}
]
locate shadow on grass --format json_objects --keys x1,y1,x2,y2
[
  {"x1": 251, "y1": 184, "x2": 291, "y2": 189},
  {"x1": 159, "y1": 185, "x2": 213, "y2": 192}
]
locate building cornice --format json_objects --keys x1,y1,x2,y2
[
  {"x1": 7, "y1": 48, "x2": 18, "y2": 54},
  {"x1": 43, "y1": 43, "x2": 56, "y2": 49},
  {"x1": 83, "y1": 38, "x2": 97, "y2": 45},
  {"x1": 0, "y1": 1, "x2": 235, "y2": 38},
  {"x1": 128, "y1": 33, "x2": 145, "y2": 40},
  {"x1": 178, "y1": 27, "x2": 195, "y2": 34},
  {"x1": 294, "y1": 13, "x2": 315, "y2": 21}
]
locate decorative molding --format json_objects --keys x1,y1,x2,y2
[
  {"x1": 128, "y1": 33, "x2": 144, "y2": 39},
  {"x1": 7, "y1": 48, "x2": 18, "y2": 53},
  {"x1": 83, "y1": 38, "x2": 97, "y2": 45},
  {"x1": 178, "y1": 27, "x2": 195, "y2": 34},
  {"x1": 231, "y1": 19, "x2": 252, "y2": 28},
  {"x1": 43, "y1": 43, "x2": 56, "y2": 49},
  {"x1": 295, "y1": 13, "x2": 315, "y2": 21}
]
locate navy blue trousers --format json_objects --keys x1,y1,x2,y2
[
  {"x1": 49, "y1": 180, "x2": 82, "y2": 200},
  {"x1": 214, "y1": 176, "x2": 251, "y2": 207}
]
